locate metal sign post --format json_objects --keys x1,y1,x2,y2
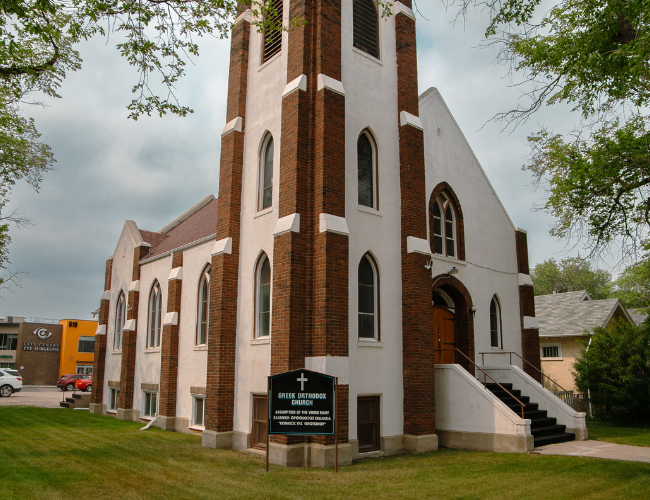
[
  {"x1": 334, "y1": 376, "x2": 338, "y2": 473},
  {"x1": 267, "y1": 369, "x2": 337, "y2": 472}
]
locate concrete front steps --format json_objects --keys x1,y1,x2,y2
[
  {"x1": 486, "y1": 383, "x2": 575, "y2": 447},
  {"x1": 60, "y1": 392, "x2": 91, "y2": 409}
]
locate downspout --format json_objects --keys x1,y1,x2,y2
[{"x1": 586, "y1": 337, "x2": 593, "y2": 418}]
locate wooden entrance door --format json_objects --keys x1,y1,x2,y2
[{"x1": 433, "y1": 307, "x2": 455, "y2": 364}]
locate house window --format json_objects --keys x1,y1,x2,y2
[
  {"x1": 255, "y1": 254, "x2": 271, "y2": 338},
  {"x1": 0, "y1": 333, "x2": 17, "y2": 350},
  {"x1": 490, "y1": 296, "x2": 502, "y2": 348},
  {"x1": 109, "y1": 388, "x2": 120, "y2": 411},
  {"x1": 192, "y1": 396, "x2": 206, "y2": 428},
  {"x1": 358, "y1": 254, "x2": 379, "y2": 339},
  {"x1": 259, "y1": 135, "x2": 274, "y2": 210},
  {"x1": 353, "y1": 0, "x2": 379, "y2": 59},
  {"x1": 147, "y1": 280, "x2": 163, "y2": 348},
  {"x1": 197, "y1": 266, "x2": 210, "y2": 345},
  {"x1": 143, "y1": 391, "x2": 158, "y2": 417},
  {"x1": 114, "y1": 291, "x2": 125, "y2": 350},
  {"x1": 431, "y1": 193, "x2": 458, "y2": 258},
  {"x1": 78, "y1": 336, "x2": 95, "y2": 353},
  {"x1": 262, "y1": 0, "x2": 283, "y2": 62},
  {"x1": 252, "y1": 395, "x2": 268, "y2": 449},
  {"x1": 77, "y1": 365, "x2": 93, "y2": 375},
  {"x1": 541, "y1": 344, "x2": 562, "y2": 360},
  {"x1": 357, "y1": 132, "x2": 377, "y2": 208},
  {"x1": 357, "y1": 396, "x2": 380, "y2": 452}
]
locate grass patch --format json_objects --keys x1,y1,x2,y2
[
  {"x1": 1, "y1": 407, "x2": 649, "y2": 499},
  {"x1": 588, "y1": 421, "x2": 650, "y2": 447}
]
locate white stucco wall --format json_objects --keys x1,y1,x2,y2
[
  {"x1": 342, "y1": 1, "x2": 404, "y2": 440},
  {"x1": 420, "y1": 89, "x2": 523, "y2": 366},
  {"x1": 175, "y1": 240, "x2": 213, "y2": 423},
  {"x1": 132, "y1": 255, "x2": 170, "y2": 415}
]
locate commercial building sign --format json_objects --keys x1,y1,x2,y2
[
  {"x1": 269, "y1": 369, "x2": 336, "y2": 436},
  {"x1": 22, "y1": 342, "x2": 59, "y2": 352}
]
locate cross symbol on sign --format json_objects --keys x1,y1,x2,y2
[{"x1": 297, "y1": 372, "x2": 308, "y2": 391}]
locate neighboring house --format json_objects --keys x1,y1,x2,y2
[{"x1": 535, "y1": 291, "x2": 635, "y2": 392}]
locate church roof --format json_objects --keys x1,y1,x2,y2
[
  {"x1": 535, "y1": 291, "x2": 631, "y2": 337},
  {"x1": 140, "y1": 197, "x2": 218, "y2": 260}
]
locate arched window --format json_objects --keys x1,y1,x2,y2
[
  {"x1": 490, "y1": 296, "x2": 502, "y2": 348},
  {"x1": 353, "y1": 0, "x2": 379, "y2": 59},
  {"x1": 255, "y1": 254, "x2": 271, "y2": 337},
  {"x1": 196, "y1": 266, "x2": 210, "y2": 345},
  {"x1": 262, "y1": 0, "x2": 283, "y2": 62},
  {"x1": 358, "y1": 132, "x2": 377, "y2": 208},
  {"x1": 147, "y1": 281, "x2": 162, "y2": 348},
  {"x1": 358, "y1": 254, "x2": 379, "y2": 339},
  {"x1": 259, "y1": 135, "x2": 274, "y2": 211},
  {"x1": 431, "y1": 192, "x2": 457, "y2": 258},
  {"x1": 114, "y1": 291, "x2": 125, "y2": 350}
]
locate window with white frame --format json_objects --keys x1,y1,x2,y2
[
  {"x1": 77, "y1": 365, "x2": 93, "y2": 375},
  {"x1": 78, "y1": 336, "x2": 95, "y2": 353},
  {"x1": 431, "y1": 193, "x2": 457, "y2": 258},
  {"x1": 196, "y1": 266, "x2": 210, "y2": 345},
  {"x1": 358, "y1": 254, "x2": 379, "y2": 339},
  {"x1": 259, "y1": 135, "x2": 274, "y2": 211},
  {"x1": 255, "y1": 254, "x2": 271, "y2": 338},
  {"x1": 541, "y1": 343, "x2": 562, "y2": 360},
  {"x1": 489, "y1": 296, "x2": 502, "y2": 348},
  {"x1": 143, "y1": 391, "x2": 157, "y2": 417},
  {"x1": 192, "y1": 396, "x2": 206, "y2": 428},
  {"x1": 114, "y1": 291, "x2": 125, "y2": 350},
  {"x1": 109, "y1": 387, "x2": 120, "y2": 411},
  {"x1": 147, "y1": 281, "x2": 163, "y2": 348},
  {"x1": 357, "y1": 132, "x2": 377, "y2": 209}
]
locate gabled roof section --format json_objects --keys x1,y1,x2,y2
[
  {"x1": 112, "y1": 220, "x2": 150, "y2": 258},
  {"x1": 628, "y1": 308, "x2": 649, "y2": 326},
  {"x1": 140, "y1": 197, "x2": 218, "y2": 260},
  {"x1": 535, "y1": 291, "x2": 632, "y2": 337}
]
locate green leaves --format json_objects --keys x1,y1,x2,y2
[{"x1": 531, "y1": 256, "x2": 612, "y2": 298}]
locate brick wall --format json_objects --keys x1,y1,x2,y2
[
  {"x1": 204, "y1": 15, "x2": 250, "y2": 433},
  {"x1": 92, "y1": 258, "x2": 112, "y2": 405},
  {"x1": 515, "y1": 229, "x2": 541, "y2": 382},
  {"x1": 16, "y1": 322, "x2": 63, "y2": 385},
  {"x1": 159, "y1": 251, "x2": 183, "y2": 417}
]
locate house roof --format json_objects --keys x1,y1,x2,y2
[
  {"x1": 535, "y1": 291, "x2": 632, "y2": 337},
  {"x1": 628, "y1": 308, "x2": 648, "y2": 326},
  {"x1": 139, "y1": 196, "x2": 218, "y2": 260}
]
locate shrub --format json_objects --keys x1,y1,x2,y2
[{"x1": 574, "y1": 319, "x2": 650, "y2": 425}]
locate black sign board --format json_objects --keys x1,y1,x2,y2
[{"x1": 268, "y1": 369, "x2": 336, "y2": 436}]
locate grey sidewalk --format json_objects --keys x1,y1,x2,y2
[{"x1": 533, "y1": 440, "x2": 650, "y2": 463}]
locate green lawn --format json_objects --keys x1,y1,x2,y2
[
  {"x1": 588, "y1": 421, "x2": 650, "y2": 447},
  {"x1": 1, "y1": 407, "x2": 649, "y2": 500}
]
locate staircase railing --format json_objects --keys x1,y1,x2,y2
[
  {"x1": 478, "y1": 351, "x2": 584, "y2": 413},
  {"x1": 435, "y1": 347, "x2": 526, "y2": 419}
]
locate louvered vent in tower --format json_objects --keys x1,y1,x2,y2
[
  {"x1": 263, "y1": 0, "x2": 283, "y2": 62},
  {"x1": 353, "y1": 0, "x2": 379, "y2": 59}
]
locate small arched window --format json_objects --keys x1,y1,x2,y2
[
  {"x1": 490, "y1": 296, "x2": 502, "y2": 348},
  {"x1": 255, "y1": 254, "x2": 271, "y2": 337},
  {"x1": 114, "y1": 291, "x2": 125, "y2": 350},
  {"x1": 432, "y1": 193, "x2": 456, "y2": 258},
  {"x1": 358, "y1": 132, "x2": 377, "y2": 208},
  {"x1": 353, "y1": 0, "x2": 379, "y2": 59},
  {"x1": 263, "y1": 0, "x2": 283, "y2": 62},
  {"x1": 196, "y1": 266, "x2": 210, "y2": 345},
  {"x1": 147, "y1": 281, "x2": 162, "y2": 348},
  {"x1": 259, "y1": 135, "x2": 274, "y2": 211},
  {"x1": 358, "y1": 254, "x2": 379, "y2": 339}
]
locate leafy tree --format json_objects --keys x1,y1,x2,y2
[
  {"x1": 451, "y1": 0, "x2": 650, "y2": 258},
  {"x1": 611, "y1": 241, "x2": 650, "y2": 310},
  {"x1": 531, "y1": 257, "x2": 612, "y2": 299},
  {"x1": 574, "y1": 320, "x2": 650, "y2": 425}
]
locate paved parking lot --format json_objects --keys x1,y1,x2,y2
[{"x1": 0, "y1": 386, "x2": 76, "y2": 408}]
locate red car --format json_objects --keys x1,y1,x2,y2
[
  {"x1": 75, "y1": 377, "x2": 93, "y2": 392},
  {"x1": 57, "y1": 374, "x2": 90, "y2": 391}
]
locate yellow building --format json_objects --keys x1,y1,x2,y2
[{"x1": 58, "y1": 319, "x2": 98, "y2": 376}]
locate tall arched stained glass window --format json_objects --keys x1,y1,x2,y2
[
  {"x1": 490, "y1": 296, "x2": 502, "y2": 348},
  {"x1": 256, "y1": 254, "x2": 271, "y2": 337},
  {"x1": 147, "y1": 281, "x2": 162, "y2": 348},
  {"x1": 358, "y1": 255, "x2": 379, "y2": 339},
  {"x1": 196, "y1": 266, "x2": 210, "y2": 345},
  {"x1": 358, "y1": 133, "x2": 375, "y2": 208},
  {"x1": 260, "y1": 135, "x2": 274, "y2": 210},
  {"x1": 114, "y1": 291, "x2": 125, "y2": 350}
]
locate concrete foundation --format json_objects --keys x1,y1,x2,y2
[
  {"x1": 202, "y1": 430, "x2": 234, "y2": 449},
  {"x1": 155, "y1": 415, "x2": 177, "y2": 431},
  {"x1": 437, "y1": 429, "x2": 532, "y2": 453},
  {"x1": 567, "y1": 427, "x2": 588, "y2": 441},
  {"x1": 232, "y1": 432, "x2": 251, "y2": 451},
  {"x1": 403, "y1": 434, "x2": 439, "y2": 454},
  {"x1": 116, "y1": 408, "x2": 140, "y2": 422},
  {"x1": 88, "y1": 403, "x2": 106, "y2": 415}
]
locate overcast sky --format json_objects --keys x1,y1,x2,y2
[{"x1": 3, "y1": 3, "x2": 596, "y2": 320}]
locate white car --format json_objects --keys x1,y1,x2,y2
[{"x1": 0, "y1": 368, "x2": 22, "y2": 397}]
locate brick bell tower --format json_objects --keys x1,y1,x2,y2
[{"x1": 202, "y1": 0, "x2": 436, "y2": 464}]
